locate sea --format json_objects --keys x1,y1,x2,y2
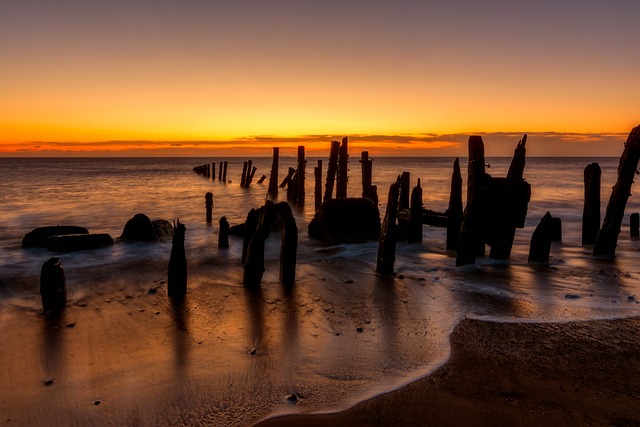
[{"x1": 1, "y1": 156, "x2": 639, "y2": 425}]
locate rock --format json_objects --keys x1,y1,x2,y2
[
  {"x1": 286, "y1": 394, "x2": 298, "y2": 402},
  {"x1": 356, "y1": 327, "x2": 364, "y2": 333},
  {"x1": 22, "y1": 226, "x2": 89, "y2": 248},
  {"x1": 308, "y1": 198, "x2": 381, "y2": 244},
  {"x1": 119, "y1": 213, "x2": 173, "y2": 242},
  {"x1": 47, "y1": 233, "x2": 114, "y2": 252}
]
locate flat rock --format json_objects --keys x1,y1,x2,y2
[{"x1": 22, "y1": 226, "x2": 89, "y2": 248}]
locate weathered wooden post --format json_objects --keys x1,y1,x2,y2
[
  {"x1": 211, "y1": 163, "x2": 216, "y2": 181},
  {"x1": 550, "y1": 218, "x2": 562, "y2": 242},
  {"x1": 242, "y1": 208, "x2": 260, "y2": 264},
  {"x1": 168, "y1": 220, "x2": 187, "y2": 298},
  {"x1": 205, "y1": 192, "x2": 213, "y2": 223},
  {"x1": 257, "y1": 175, "x2": 267, "y2": 184},
  {"x1": 243, "y1": 202, "x2": 274, "y2": 288},
  {"x1": 324, "y1": 140, "x2": 340, "y2": 202},
  {"x1": 297, "y1": 145, "x2": 305, "y2": 207},
  {"x1": 287, "y1": 169, "x2": 298, "y2": 203},
  {"x1": 594, "y1": 125, "x2": 640, "y2": 256},
  {"x1": 223, "y1": 161, "x2": 228, "y2": 182},
  {"x1": 582, "y1": 163, "x2": 601, "y2": 245},
  {"x1": 268, "y1": 147, "x2": 279, "y2": 195},
  {"x1": 337, "y1": 137, "x2": 349, "y2": 199},
  {"x1": 241, "y1": 161, "x2": 249, "y2": 187},
  {"x1": 219, "y1": 162, "x2": 223, "y2": 180},
  {"x1": 456, "y1": 136, "x2": 487, "y2": 266},
  {"x1": 376, "y1": 176, "x2": 401, "y2": 275},
  {"x1": 369, "y1": 185, "x2": 379, "y2": 206},
  {"x1": 528, "y1": 212, "x2": 553, "y2": 263},
  {"x1": 446, "y1": 158, "x2": 463, "y2": 251},
  {"x1": 246, "y1": 164, "x2": 257, "y2": 187},
  {"x1": 280, "y1": 208, "x2": 298, "y2": 287},
  {"x1": 360, "y1": 151, "x2": 373, "y2": 198},
  {"x1": 631, "y1": 213, "x2": 639, "y2": 238},
  {"x1": 314, "y1": 160, "x2": 322, "y2": 211},
  {"x1": 400, "y1": 171, "x2": 411, "y2": 210},
  {"x1": 218, "y1": 216, "x2": 229, "y2": 249},
  {"x1": 279, "y1": 167, "x2": 296, "y2": 188},
  {"x1": 408, "y1": 179, "x2": 423, "y2": 243},
  {"x1": 40, "y1": 257, "x2": 66, "y2": 312}
]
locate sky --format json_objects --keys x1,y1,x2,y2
[{"x1": 1, "y1": 0, "x2": 638, "y2": 157}]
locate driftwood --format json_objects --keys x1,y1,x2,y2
[
  {"x1": 40, "y1": 257, "x2": 66, "y2": 312},
  {"x1": 582, "y1": 163, "x2": 601, "y2": 245},
  {"x1": 168, "y1": 221, "x2": 187, "y2": 298},
  {"x1": 376, "y1": 176, "x2": 401, "y2": 275},
  {"x1": 268, "y1": 147, "x2": 279, "y2": 194},
  {"x1": 594, "y1": 125, "x2": 640, "y2": 256},
  {"x1": 324, "y1": 140, "x2": 340, "y2": 202}
]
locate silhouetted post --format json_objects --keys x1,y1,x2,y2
[
  {"x1": 337, "y1": 137, "x2": 349, "y2": 199},
  {"x1": 369, "y1": 185, "x2": 379, "y2": 207},
  {"x1": 257, "y1": 175, "x2": 267, "y2": 184},
  {"x1": 446, "y1": 158, "x2": 463, "y2": 251},
  {"x1": 456, "y1": 136, "x2": 487, "y2": 266},
  {"x1": 376, "y1": 176, "x2": 401, "y2": 275},
  {"x1": 582, "y1": 163, "x2": 601, "y2": 245},
  {"x1": 280, "y1": 167, "x2": 296, "y2": 188},
  {"x1": 324, "y1": 140, "x2": 340, "y2": 202},
  {"x1": 268, "y1": 147, "x2": 279, "y2": 195},
  {"x1": 211, "y1": 163, "x2": 216, "y2": 181},
  {"x1": 243, "y1": 202, "x2": 273, "y2": 288},
  {"x1": 408, "y1": 179, "x2": 423, "y2": 243},
  {"x1": 529, "y1": 212, "x2": 553, "y2": 263},
  {"x1": 223, "y1": 161, "x2": 228, "y2": 182},
  {"x1": 399, "y1": 171, "x2": 410, "y2": 209},
  {"x1": 550, "y1": 218, "x2": 562, "y2": 242},
  {"x1": 287, "y1": 170, "x2": 298, "y2": 203},
  {"x1": 241, "y1": 161, "x2": 248, "y2": 187},
  {"x1": 40, "y1": 257, "x2": 66, "y2": 312},
  {"x1": 168, "y1": 220, "x2": 187, "y2": 298},
  {"x1": 360, "y1": 151, "x2": 373, "y2": 198},
  {"x1": 246, "y1": 164, "x2": 257, "y2": 187},
  {"x1": 631, "y1": 213, "x2": 640, "y2": 238},
  {"x1": 280, "y1": 209, "x2": 298, "y2": 287},
  {"x1": 205, "y1": 192, "x2": 213, "y2": 223},
  {"x1": 242, "y1": 208, "x2": 260, "y2": 264},
  {"x1": 314, "y1": 160, "x2": 322, "y2": 211},
  {"x1": 594, "y1": 125, "x2": 640, "y2": 256},
  {"x1": 489, "y1": 135, "x2": 528, "y2": 259},
  {"x1": 218, "y1": 216, "x2": 229, "y2": 249},
  {"x1": 297, "y1": 145, "x2": 305, "y2": 207},
  {"x1": 219, "y1": 162, "x2": 223, "y2": 180}
]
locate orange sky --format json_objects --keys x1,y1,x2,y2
[{"x1": 1, "y1": 1, "x2": 638, "y2": 156}]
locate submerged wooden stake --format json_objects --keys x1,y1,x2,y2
[
  {"x1": 280, "y1": 167, "x2": 295, "y2": 188},
  {"x1": 40, "y1": 257, "x2": 67, "y2": 312},
  {"x1": 168, "y1": 220, "x2": 187, "y2": 298}
]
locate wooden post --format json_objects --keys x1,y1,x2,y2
[
  {"x1": 369, "y1": 185, "x2": 379, "y2": 207},
  {"x1": 631, "y1": 213, "x2": 640, "y2": 238},
  {"x1": 446, "y1": 158, "x2": 463, "y2": 251},
  {"x1": 456, "y1": 136, "x2": 487, "y2": 266},
  {"x1": 211, "y1": 163, "x2": 216, "y2": 181},
  {"x1": 246, "y1": 165, "x2": 257, "y2": 186},
  {"x1": 314, "y1": 160, "x2": 322, "y2": 211},
  {"x1": 360, "y1": 151, "x2": 373, "y2": 199},
  {"x1": 243, "y1": 202, "x2": 273, "y2": 289},
  {"x1": 337, "y1": 137, "x2": 349, "y2": 199},
  {"x1": 408, "y1": 179, "x2": 423, "y2": 243},
  {"x1": 241, "y1": 161, "x2": 248, "y2": 187},
  {"x1": 257, "y1": 175, "x2": 267, "y2": 184},
  {"x1": 168, "y1": 220, "x2": 187, "y2": 298},
  {"x1": 550, "y1": 218, "x2": 562, "y2": 242},
  {"x1": 40, "y1": 257, "x2": 66, "y2": 312},
  {"x1": 280, "y1": 209, "x2": 298, "y2": 287},
  {"x1": 268, "y1": 147, "x2": 279, "y2": 195},
  {"x1": 582, "y1": 163, "x2": 601, "y2": 245},
  {"x1": 376, "y1": 176, "x2": 401, "y2": 275},
  {"x1": 242, "y1": 208, "x2": 259, "y2": 264},
  {"x1": 223, "y1": 161, "x2": 228, "y2": 182},
  {"x1": 219, "y1": 162, "x2": 223, "y2": 180},
  {"x1": 205, "y1": 192, "x2": 213, "y2": 223},
  {"x1": 324, "y1": 140, "x2": 340, "y2": 202},
  {"x1": 528, "y1": 212, "x2": 553, "y2": 263},
  {"x1": 287, "y1": 170, "x2": 298, "y2": 203},
  {"x1": 218, "y1": 216, "x2": 229, "y2": 249},
  {"x1": 279, "y1": 167, "x2": 295, "y2": 188},
  {"x1": 594, "y1": 125, "x2": 640, "y2": 256},
  {"x1": 297, "y1": 145, "x2": 305, "y2": 207},
  {"x1": 399, "y1": 171, "x2": 410, "y2": 209}
]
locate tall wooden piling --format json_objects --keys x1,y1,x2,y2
[
  {"x1": 246, "y1": 164, "x2": 257, "y2": 187},
  {"x1": 408, "y1": 179, "x2": 423, "y2": 243},
  {"x1": 314, "y1": 160, "x2": 322, "y2": 211},
  {"x1": 168, "y1": 221, "x2": 187, "y2": 298},
  {"x1": 223, "y1": 161, "x2": 228, "y2": 182},
  {"x1": 243, "y1": 202, "x2": 273, "y2": 289},
  {"x1": 242, "y1": 208, "x2": 260, "y2": 264},
  {"x1": 205, "y1": 192, "x2": 213, "y2": 223},
  {"x1": 594, "y1": 125, "x2": 640, "y2": 256},
  {"x1": 219, "y1": 162, "x2": 223, "y2": 180},
  {"x1": 446, "y1": 158, "x2": 463, "y2": 251},
  {"x1": 40, "y1": 257, "x2": 66, "y2": 312},
  {"x1": 241, "y1": 161, "x2": 249, "y2": 187},
  {"x1": 360, "y1": 151, "x2": 373, "y2": 199},
  {"x1": 211, "y1": 163, "x2": 216, "y2": 181},
  {"x1": 337, "y1": 137, "x2": 349, "y2": 199},
  {"x1": 280, "y1": 210, "x2": 298, "y2": 287},
  {"x1": 528, "y1": 212, "x2": 553, "y2": 263},
  {"x1": 218, "y1": 216, "x2": 229, "y2": 249},
  {"x1": 268, "y1": 147, "x2": 279, "y2": 195},
  {"x1": 324, "y1": 140, "x2": 340, "y2": 202},
  {"x1": 297, "y1": 146, "x2": 305, "y2": 207},
  {"x1": 399, "y1": 172, "x2": 411, "y2": 209},
  {"x1": 582, "y1": 163, "x2": 601, "y2": 245},
  {"x1": 376, "y1": 176, "x2": 401, "y2": 275}
]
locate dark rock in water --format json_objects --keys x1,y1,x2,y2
[
  {"x1": 47, "y1": 233, "x2": 114, "y2": 252},
  {"x1": 22, "y1": 226, "x2": 89, "y2": 248},
  {"x1": 120, "y1": 213, "x2": 173, "y2": 242},
  {"x1": 308, "y1": 198, "x2": 381, "y2": 244}
]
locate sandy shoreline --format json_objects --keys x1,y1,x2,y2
[{"x1": 258, "y1": 316, "x2": 640, "y2": 426}]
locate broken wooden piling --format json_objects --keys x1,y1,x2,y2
[
  {"x1": 360, "y1": 151, "x2": 373, "y2": 199},
  {"x1": 631, "y1": 213, "x2": 639, "y2": 238},
  {"x1": 218, "y1": 216, "x2": 229, "y2": 249},
  {"x1": 168, "y1": 220, "x2": 187, "y2": 298},
  {"x1": 399, "y1": 172, "x2": 411, "y2": 210},
  {"x1": 242, "y1": 208, "x2": 260, "y2": 264},
  {"x1": 280, "y1": 167, "x2": 295, "y2": 188},
  {"x1": 594, "y1": 125, "x2": 640, "y2": 256},
  {"x1": 223, "y1": 161, "x2": 228, "y2": 182},
  {"x1": 376, "y1": 176, "x2": 401, "y2": 275},
  {"x1": 582, "y1": 163, "x2": 601, "y2": 245},
  {"x1": 241, "y1": 161, "x2": 249, "y2": 187},
  {"x1": 408, "y1": 179, "x2": 423, "y2": 243},
  {"x1": 280, "y1": 209, "x2": 298, "y2": 287},
  {"x1": 257, "y1": 175, "x2": 267, "y2": 184},
  {"x1": 297, "y1": 146, "x2": 305, "y2": 207},
  {"x1": 211, "y1": 163, "x2": 216, "y2": 181},
  {"x1": 218, "y1": 162, "x2": 223, "y2": 181},
  {"x1": 205, "y1": 192, "x2": 213, "y2": 223},
  {"x1": 324, "y1": 140, "x2": 340, "y2": 202},
  {"x1": 268, "y1": 147, "x2": 279, "y2": 195},
  {"x1": 337, "y1": 137, "x2": 349, "y2": 199},
  {"x1": 40, "y1": 257, "x2": 66, "y2": 312},
  {"x1": 243, "y1": 202, "x2": 274, "y2": 288},
  {"x1": 446, "y1": 158, "x2": 463, "y2": 251},
  {"x1": 529, "y1": 212, "x2": 553, "y2": 263},
  {"x1": 314, "y1": 160, "x2": 322, "y2": 211}
]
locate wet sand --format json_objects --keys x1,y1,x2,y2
[{"x1": 258, "y1": 316, "x2": 640, "y2": 426}]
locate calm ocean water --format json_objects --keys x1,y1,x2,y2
[{"x1": 1, "y1": 155, "x2": 640, "y2": 425}]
